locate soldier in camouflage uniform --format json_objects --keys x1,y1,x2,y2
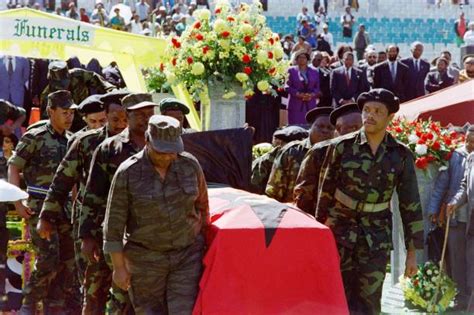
[
  {"x1": 0, "y1": 99, "x2": 26, "y2": 137},
  {"x1": 80, "y1": 93, "x2": 157, "y2": 314},
  {"x1": 251, "y1": 126, "x2": 308, "y2": 194},
  {"x1": 103, "y1": 115, "x2": 209, "y2": 314},
  {"x1": 294, "y1": 103, "x2": 362, "y2": 219},
  {"x1": 40, "y1": 61, "x2": 116, "y2": 132},
  {"x1": 265, "y1": 107, "x2": 335, "y2": 203},
  {"x1": 315, "y1": 89, "x2": 423, "y2": 314},
  {"x1": 8, "y1": 90, "x2": 78, "y2": 314},
  {"x1": 38, "y1": 90, "x2": 129, "y2": 312}
]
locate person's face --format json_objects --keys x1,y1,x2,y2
[
  {"x1": 84, "y1": 111, "x2": 107, "y2": 130},
  {"x1": 361, "y1": 102, "x2": 394, "y2": 135},
  {"x1": 107, "y1": 104, "x2": 128, "y2": 136},
  {"x1": 412, "y1": 44, "x2": 423, "y2": 59},
  {"x1": 302, "y1": 7, "x2": 307, "y2": 14},
  {"x1": 127, "y1": 106, "x2": 155, "y2": 134},
  {"x1": 343, "y1": 54, "x2": 354, "y2": 68},
  {"x1": 320, "y1": 57, "x2": 329, "y2": 67},
  {"x1": 115, "y1": 9, "x2": 120, "y2": 16},
  {"x1": 146, "y1": 143, "x2": 178, "y2": 169},
  {"x1": 163, "y1": 110, "x2": 184, "y2": 128},
  {"x1": 298, "y1": 37, "x2": 304, "y2": 44},
  {"x1": 465, "y1": 60, "x2": 474, "y2": 77},
  {"x1": 378, "y1": 52, "x2": 387, "y2": 63},
  {"x1": 345, "y1": 7, "x2": 350, "y2": 13},
  {"x1": 297, "y1": 55, "x2": 308, "y2": 67},
  {"x1": 387, "y1": 46, "x2": 398, "y2": 61},
  {"x1": 323, "y1": 27, "x2": 328, "y2": 33},
  {"x1": 466, "y1": 132, "x2": 474, "y2": 153},
  {"x1": 80, "y1": 8, "x2": 85, "y2": 14},
  {"x1": 312, "y1": 54, "x2": 322, "y2": 68},
  {"x1": 336, "y1": 112, "x2": 363, "y2": 136},
  {"x1": 366, "y1": 53, "x2": 377, "y2": 66},
  {"x1": 309, "y1": 116, "x2": 334, "y2": 144},
  {"x1": 437, "y1": 60, "x2": 448, "y2": 72},
  {"x1": 2, "y1": 137, "x2": 14, "y2": 154},
  {"x1": 48, "y1": 107, "x2": 75, "y2": 132},
  {"x1": 359, "y1": 25, "x2": 365, "y2": 32},
  {"x1": 441, "y1": 53, "x2": 451, "y2": 64}
]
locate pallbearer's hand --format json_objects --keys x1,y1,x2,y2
[
  {"x1": 37, "y1": 219, "x2": 53, "y2": 241},
  {"x1": 446, "y1": 203, "x2": 456, "y2": 217},
  {"x1": 81, "y1": 237, "x2": 100, "y2": 262},
  {"x1": 113, "y1": 266, "x2": 131, "y2": 291},
  {"x1": 404, "y1": 249, "x2": 418, "y2": 278}
]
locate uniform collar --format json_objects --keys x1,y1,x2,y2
[
  {"x1": 358, "y1": 129, "x2": 398, "y2": 147},
  {"x1": 115, "y1": 127, "x2": 131, "y2": 143},
  {"x1": 46, "y1": 122, "x2": 68, "y2": 138}
]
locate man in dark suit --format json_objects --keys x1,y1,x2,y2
[
  {"x1": 311, "y1": 52, "x2": 332, "y2": 107},
  {"x1": 401, "y1": 42, "x2": 430, "y2": 101},
  {"x1": 373, "y1": 45, "x2": 409, "y2": 102},
  {"x1": 424, "y1": 57, "x2": 454, "y2": 94},
  {"x1": 330, "y1": 51, "x2": 369, "y2": 107},
  {"x1": 359, "y1": 49, "x2": 378, "y2": 88}
]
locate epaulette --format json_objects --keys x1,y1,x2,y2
[
  {"x1": 26, "y1": 119, "x2": 48, "y2": 132},
  {"x1": 179, "y1": 151, "x2": 200, "y2": 165},
  {"x1": 313, "y1": 131, "x2": 359, "y2": 150},
  {"x1": 25, "y1": 123, "x2": 49, "y2": 136}
]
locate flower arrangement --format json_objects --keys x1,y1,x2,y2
[
  {"x1": 387, "y1": 118, "x2": 465, "y2": 170},
  {"x1": 159, "y1": 0, "x2": 288, "y2": 100},
  {"x1": 400, "y1": 261, "x2": 457, "y2": 313},
  {"x1": 143, "y1": 66, "x2": 171, "y2": 94},
  {"x1": 252, "y1": 142, "x2": 273, "y2": 160}
]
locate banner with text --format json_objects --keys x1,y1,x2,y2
[{"x1": 0, "y1": 17, "x2": 95, "y2": 46}]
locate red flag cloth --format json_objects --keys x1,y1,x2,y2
[{"x1": 193, "y1": 187, "x2": 348, "y2": 315}]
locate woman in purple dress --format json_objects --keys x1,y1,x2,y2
[{"x1": 286, "y1": 50, "x2": 320, "y2": 125}]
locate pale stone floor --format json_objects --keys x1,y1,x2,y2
[{"x1": 381, "y1": 274, "x2": 471, "y2": 314}]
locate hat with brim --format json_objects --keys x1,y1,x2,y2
[
  {"x1": 0, "y1": 180, "x2": 28, "y2": 202},
  {"x1": 127, "y1": 101, "x2": 159, "y2": 110},
  {"x1": 146, "y1": 115, "x2": 184, "y2": 153},
  {"x1": 330, "y1": 103, "x2": 361, "y2": 126},
  {"x1": 273, "y1": 126, "x2": 308, "y2": 142},
  {"x1": 122, "y1": 93, "x2": 158, "y2": 110},
  {"x1": 78, "y1": 94, "x2": 105, "y2": 115},
  {"x1": 305, "y1": 106, "x2": 333, "y2": 124},
  {"x1": 357, "y1": 88, "x2": 399, "y2": 114},
  {"x1": 293, "y1": 49, "x2": 311, "y2": 61},
  {"x1": 159, "y1": 98, "x2": 190, "y2": 115},
  {"x1": 47, "y1": 90, "x2": 78, "y2": 109},
  {"x1": 463, "y1": 54, "x2": 474, "y2": 64},
  {"x1": 48, "y1": 61, "x2": 71, "y2": 88},
  {"x1": 99, "y1": 89, "x2": 131, "y2": 105}
]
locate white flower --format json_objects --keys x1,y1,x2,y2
[
  {"x1": 193, "y1": 9, "x2": 211, "y2": 21},
  {"x1": 256, "y1": 15, "x2": 266, "y2": 25},
  {"x1": 165, "y1": 71, "x2": 177, "y2": 85},
  {"x1": 239, "y1": 24, "x2": 254, "y2": 35},
  {"x1": 415, "y1": 144, "x2": 428, "y2": 156},
  {"x1": 257, "y1": 80, "x2": 269, "y2": 92},
  {"x1": 257, "y1": 50, "x2": 267, "y2": 64},
  {"x1": 235, "y1": 72, "x2": 249, "y2": 82},
  {"x1": 191, "y1": 62, "x2": 205, "y2": 75},
  {"x1": 213, "y1": 18, "x2": 228, "y2": 33},
  {"x1": 408, "y1": 133, "x2": 419, "y2": 144},
  {"x1": 274, "y1": 47, "x2": 284, "y2": 59},
  {"x1": 426, "y1": 269, "x2": 432, "y2": 275}
]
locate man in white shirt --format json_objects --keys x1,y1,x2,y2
[
  {"x1": 340, "y1": 5, "x2": 354, "y2": 38},
  {"x1": 464, "y1": 22, "x2": 474, "y2": 46},
  {"x1": 296, "y1": 6, "x2": 311, "y2": 27},
  {"x1": 136, "y1": 0, "x2": 150, "y2": 22},
  {"x1": 321, "y1": 24, "x2": 334, "y2": 50}
]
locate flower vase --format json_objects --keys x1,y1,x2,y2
[
  {"x1": 390, "y1": 163, "x2": 439, "y2": 286},
  {"x1": 201, "y1": 82, "x2": 245, "y2": 131}
]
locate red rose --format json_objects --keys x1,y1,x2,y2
[
  {"x1": 416, "y1": 130, "x2": 422, "y2": 138},
  {"x1": 394, "y1": 126, "x2": 403, "y2": 133},
  {"x1": 202, "y1": 46, "x2": 210, "y2": 54},
  {"x1": 243, "y1": 35, "x2": 251, "y2": 44},
  {"x1": 417, "y1": 138, "x2": 426, "y2": 145},
  {"x1": 172, "y1": 38, "x2": 181, "y2": 48},
  {"x1": 255, "y1": 44, "x2": 260, "y2": 49},
  {"x1": 415, "y1": 157, "x2": 429, "y2": 169},
  {"x1": 194, "y1": 21, "x2": 201, "y2": 29},
  {"x1": 445, "y1": 138, "x2": 452, "y2": 146},
  {"x1": 277, "y1": 87, "x2": 284, "y2": 92},
  {"x1": 426, "y1": 133, "x2": 434, "y2": 140},
  {"x1": 172, "y1": 58, "x2": 177, "y2": 66},
  {"x1": 227, "y1": 16, "x2": 235, "y2": 22},
  {"x1": 159, "y1": 63, "x2": 165, "y2": 72},
  {"x1": 269, "y1": 38, "x2": 274, "y2": 45},
  {"x1": 195, "y1": 34, "x2": 204, "y2": 41},
  {"x1": 242, "y1": 54, "x2": 251, "y2": 64},
  {"x1": 215, "y1": 8, "x2": 221, "y2": 14},
  {"x1": 426, "y1": 154, "x2": 436, "y2": 162},
  {"x1": 268, "y1": 51, "x2": 274, "y2": 59},
  {"x1": 244, "y1": 66, "x2": 252, "y2": 75},
  {"x1": 431, "y1": 141, "x2": 441, "y2": 151},
  {"x1": 268, "y1": 67, "x2": 276, "y2": 75},
  {"x1": 221, "y1": 31, "x2": 230, "y2": 38},
  {"x1": 444, "y1": 151, "x2": 453, "y2": 161},
  {"x1": 187, "y1": 57, "x2": 193, "y2": 64},
  {"x1": 449, "y1": 131, "x2": 458, "y2": 139}
]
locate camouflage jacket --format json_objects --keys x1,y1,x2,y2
[
  {"x1": 40, "y1": 68, "x2": 115, "y2": 114},
  {"x1": 251, "y1": 146, "x2": 281, "y2": 194},
  {"x1": 0, "y1": 100, "x2": 25, "y2": 126},
  {"x1": 79, "y1": 128, "x2": 142, "y2": 240},
  {"x1": 40, "y1": 126, "x2": 110, "y2": 223},
  {"x1": 8, "y1": 123, "x2": 70, "y2": 213},
  {"x1": 265, "y1": 138, "x2": 312, "y2": 203},
  {"x1": 316, "y1": 129, "x2": 423, "y2": 251},
  {"x1": 103, "y1": 150, "x2": 209, "y2": 253}
]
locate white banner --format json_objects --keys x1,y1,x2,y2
[{"x1": 0, "y1": 17, "x2": 95, "y2": 46}]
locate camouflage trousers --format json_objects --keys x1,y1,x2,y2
[
  {"x1": 82, "y1": 237, "x2": 133, "y2": 315},
  {"x1": 338, "y1": 234, "x2": 390, "y2": 315},
  {"x1": 125, "y1": 236, "x2": 205, "y2": 314},
  {"x1": 72, "y1": 202, "x2": 87, "y2": 285},
  {"x1": 24, "y1": 214, "x2": 81, "y2": 310}
]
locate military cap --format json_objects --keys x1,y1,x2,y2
[
  {"x1": 159, "y1": 98, "x2": 190, "y2": 115},
  {"x1": 99, "y1": 89, "x2": 131, "y2": 105},
  {"x1": 145, "y1": 115, "x2": 183, "y2": 153},
  {"x1": 273, "y1": 126, "x2": 308, "y2": 143},
  {"x1": 329, "y1": 103, "x2": 361, "y2": 126},
  {"x1": 48, "y1": 61, "x2": 71, "y2": 88},
  {"x1": 77, "y1": 95, "x2": 105, "y2": 115},
  {"x1": 121, "y1": 93, "x2": 158, "y2": 110},
  {"x1": 47, "y1": 90, "x2": 78, "y2": 109},
  {"x1": 305, "y1": 106, "x2": 333, "y2": 124},
  {"x1": 357, "y1": 88, "x2": 400, "y2": 114}
]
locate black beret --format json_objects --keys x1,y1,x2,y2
[
  {"x1": 159, "y1": 98, "x2": 190, "y2": 115},
  {"x1": 99, "y1": 89, "x2": 131, "y2": 105},
  {"x1": 356, "y1": 88, "x2": 400, "y2": 114},
  {"x1": 305, "y1": 106, "x2": 333, "y2": 124},
  {"x1": 330, "y1": 103, "x2": 361, "y2": 126},
  {"x1": 78, "y1": 95, "x2": 105, "y2": 115},
  {"x1": 273, "y1": 126, "x2": 308, "y2": 142}
]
